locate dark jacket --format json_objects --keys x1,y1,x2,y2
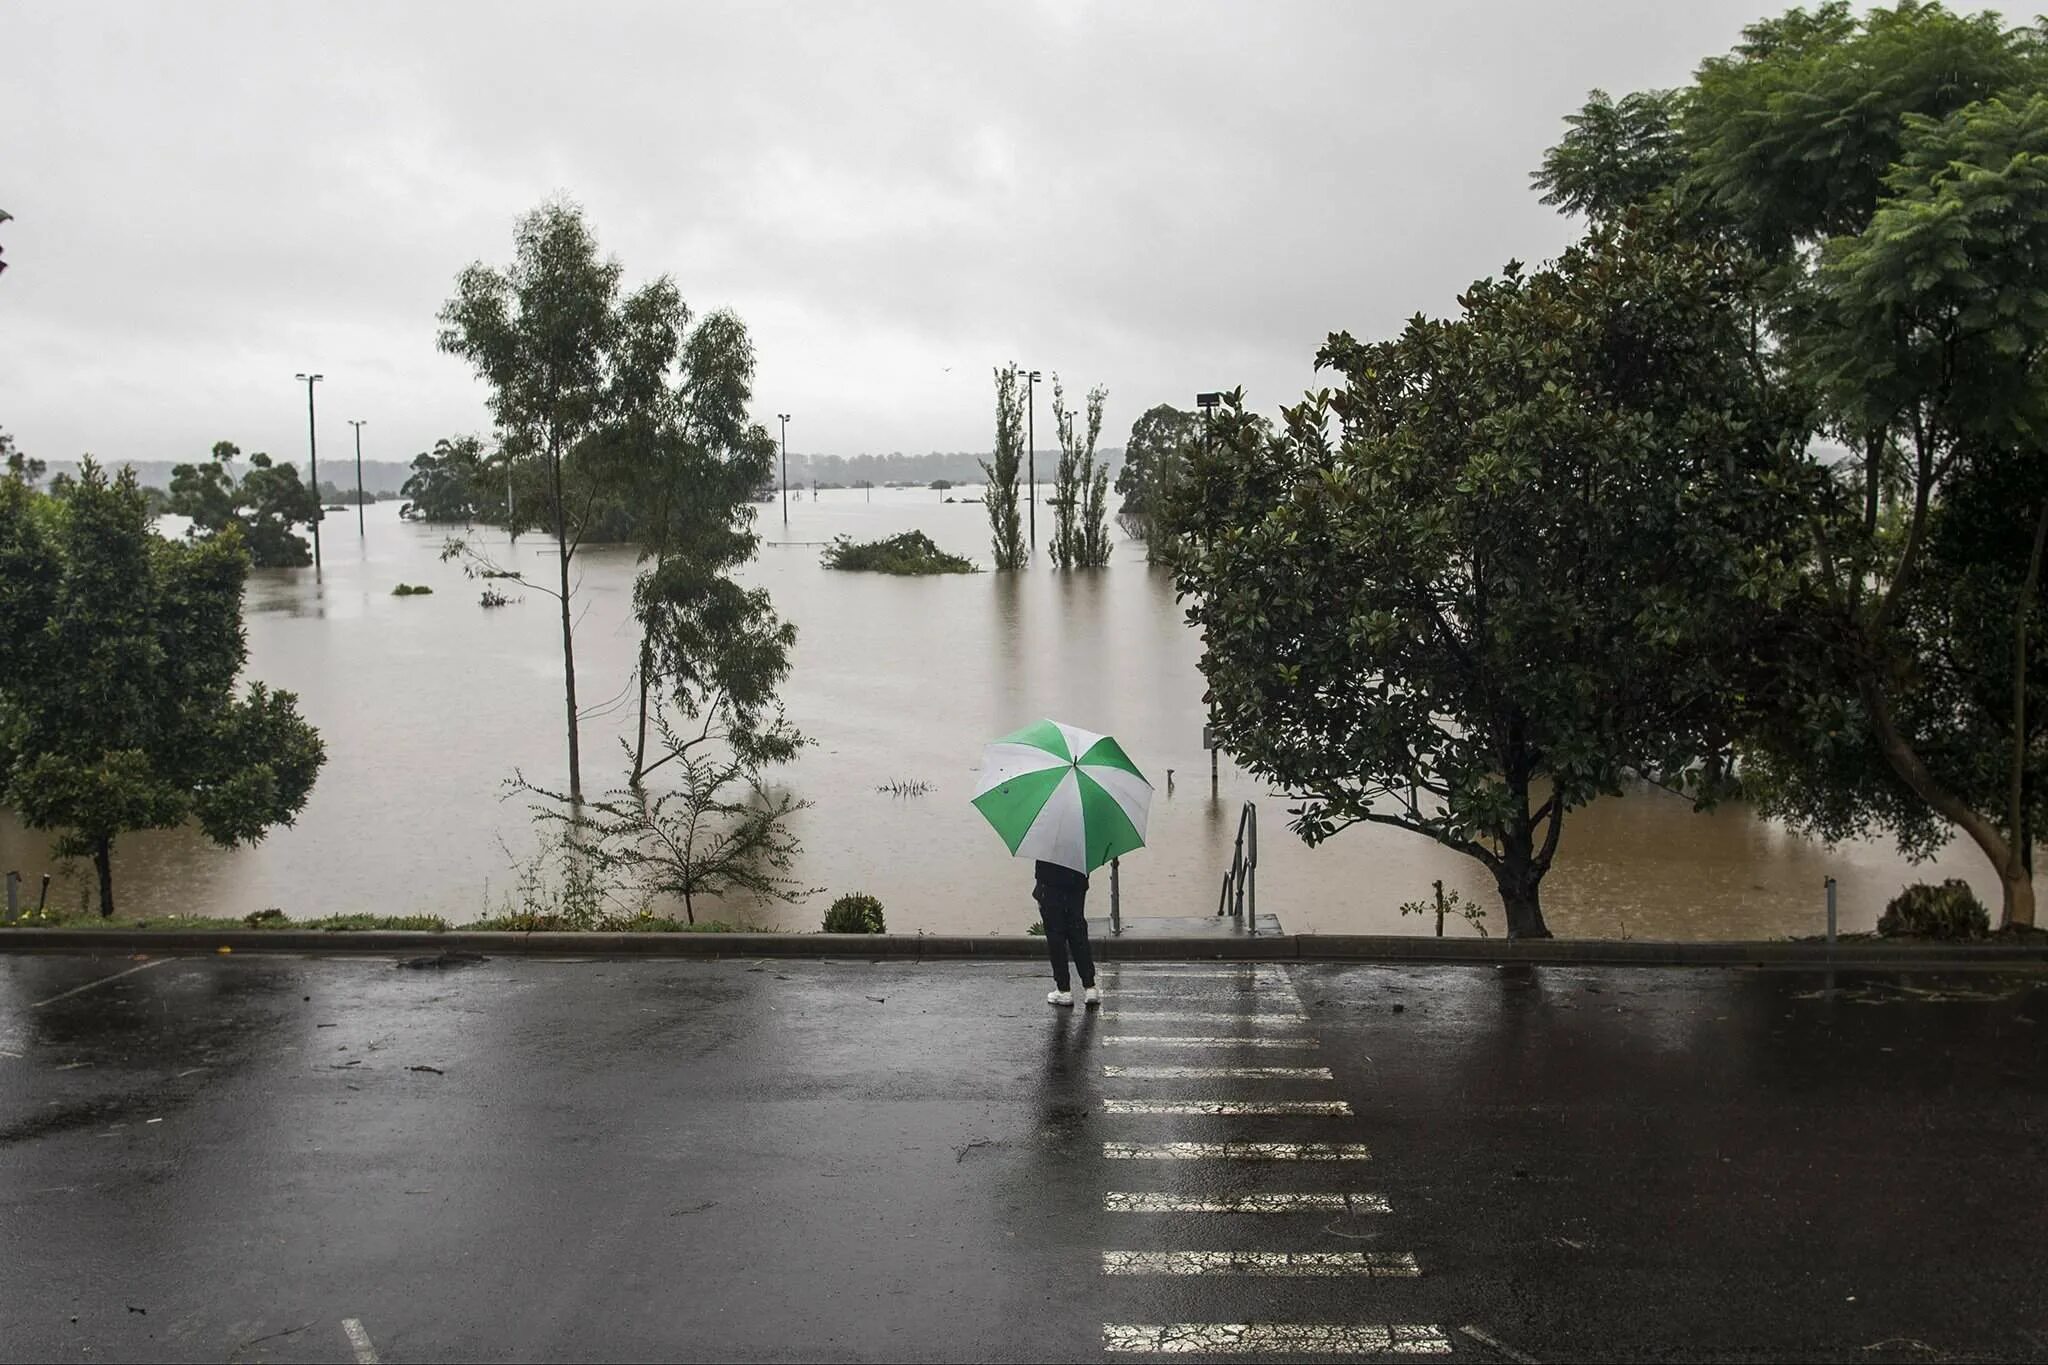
[{"x1": 1033, "y1": 860, "x2": 1090, "y2": 913}]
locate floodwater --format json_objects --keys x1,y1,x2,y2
[{"x1": 1, "y1": 488, "x2": 2034, "y2": 937}]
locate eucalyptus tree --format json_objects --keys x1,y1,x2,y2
[
  {"x1": 166, "y1": 441, "x2": 321, "y2": 568},
  {"x1": 439, "y1": 199, "x2": 670, "y2": 801},
  {"x1": 981, "y1": 363, "x2": 1027, "y2": 570}
]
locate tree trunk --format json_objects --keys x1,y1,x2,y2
[
  {"x1": 1491, "y1": 805, "x2": 1553, "y2": 939},
  {"x1": 94, "y1": 838, "x2": 115, "y2": 919},
  {"x1": 550, "y1": 437, "x2": 582, "y2": 802},
  {"x1": 632, "y1": 633, "x2": 653, "y2": 787},
  {"x1": 1862, "y1": 678, "x2": 2028, "y2": 927},
  {"x1": 2000, "y1": 499, "x2": 2048, "y2": 930}
]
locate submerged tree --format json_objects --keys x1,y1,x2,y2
[
  {"x1": 0, "y1": 461, "x2": 324, "y2": 915},
  {"x1": 1048, "y1": 378, "x2": 1111, "y2": 569},
  {"x1": 399, "y1": 436, "x2": 491, "y2": 523},
  {"x1": 166, "y1": 442, "x2": 320, "y2": 568},
  {"x1": 1168, "y1": 225, "x2": 1811, "y2": 937},
  {"x1": 1114, "y1": 403, "x2": 1199, "y2": 554},
  {"x1": 981, "y1": 363, "x2": 1027, "y2": 570}
]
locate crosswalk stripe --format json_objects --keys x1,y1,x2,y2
[
  {"x1": 1103, "y1": 1323, "x2": 1452, "y2": 1355},
  {"x1": 1101, "y1": 1010, "x2": 1305, "y2": 1024},
  {"x1": 1103, "y1": 1066, "x2": 1333, "y2": 1080},
  {"x1": 1101, "y1": 1036, "x2": 1319, "y2": 1049},
  {"x1": 1102, "y1": 1250, "x2": 1419, "y2": 1277},
  {"x1": 1104, "y1": 1099, "x2": 1351, "y2": 1115},
  {"x1": 1102, "y1": 969, "x2": 1291, "y2": 979},
  {"x1": 1110, "y1": 990, "x2": 1302, "y2": 999},
  {"x1": 1103, "y1": 1142, "x2": 1371, "y2": 1161},
  {"x1": 1105, "y1": 1192, "x2": 1390, "y2": 1214}
]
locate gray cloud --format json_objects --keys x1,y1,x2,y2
[{"x1": 3, "y1": 0, "x2": 1768, "y2": 472}]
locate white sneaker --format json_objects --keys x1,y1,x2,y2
[
  {"x1": 1083, "y1": 986, "x2": 1101, "y2": 1006},
  {"x1": 1047, "y1": 989, "x2": 1074, "y2": 1007}
]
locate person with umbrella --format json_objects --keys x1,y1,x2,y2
[{"x1": 973, "y1": 719, "x2": 1152, "y2": 1008}]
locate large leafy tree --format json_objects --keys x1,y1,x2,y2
[
  {"x1": 981, "y1": 364, "x2": 1027, "y2": 570},
  {"x1": 1168, "y1": 224, "x2": 1811, "y2": 937},
  {"x1": 399, "y1": 436, "x2": 491, "y2": 523},
  {"x1": 1115, "y1": 402, "x2": 1199, "y2": 555},
  {"x1": 439, "y1": 199, "x2": 670, "y2": 801},
  {"x1": 1535, "y1": 3, "x2": 2048, "y2": 926},
  {"x1": 167, "y1": 441, "x2": 320, "y2": 568},
  {"x1": 0, "y1": 461, "x2": 324, "y2": 915}
]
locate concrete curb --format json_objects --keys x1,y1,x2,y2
[{"x1": 1, "y1": 927, "x2": 2043, "y2": 969}]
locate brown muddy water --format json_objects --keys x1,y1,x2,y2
[{"x1": 2, "y1": 488, "x2": 2033, "y2": 937}]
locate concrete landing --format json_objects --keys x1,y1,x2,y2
[{"x1": 1110, "y1": 912, "x2": 1284, "y2": 937}]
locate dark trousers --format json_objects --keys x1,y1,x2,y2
[{"x1": 1042, "y1": 895, "x2": 1095, "y2": 992}]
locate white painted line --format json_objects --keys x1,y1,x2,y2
[
  {"x1": 341, "y1": 1318, "x2": 379, "y2": 1365},
  {"x1": 1111, "y1": 990, "x2": 1303, "y2": 999},
  {"x1": 1104, "y1": 1250, "x2": 1418, "y2": 1277},
  {"x1": 1105, "y1": 1192, "x2": 1389, "y2": 1214},
  {"x1": 1101, "y1": 1010, "x2": 1305, "y2": 1024},
  {"x1": 1104, "y1": 969, "x2": 1289, "y2": 978},
  {"x1": 1104, "y1": 1323, "x2": 1451, "y2": 1354},
  {"x1": 1105, "y1": 1099, "x2": 1351, "y2": 1115},
  {"x1": 1103, "y1": 1036, "x2": 1318, "y2": 1049},
  {"x1": 30, "y1": 959, "x2": 168, "y2": 1009},
  {"x1": 1458, "y1": 1324, "x2": 1542, "y2": 1364},
  {"x1": 1104, "y1": 1066, "x2": 1333, "y2": 1080},
  {"x1": 1104, "y1": 1141, "x2": 1371, "y2": 1161}
]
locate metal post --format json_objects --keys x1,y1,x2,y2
[
  {"x1": 5, "y1": 870, "x2": 17, "y2": 921},
  {"x1": 778, "y1": 414, "x2": 790, "y2": 525},
  {"x1": 1246, "y1": 803, "x2": 1257, "y2": 938},
  {"x1": 1825, "y1": 875, "x2": 1838, "y2": 947},
  {"x1": 37, "y1": 872, "x2": 49, "y2": 912},
  {"x1": 348, "y1": 419, "x2": 367, "y2": 536},
  {"x1": 1110, "y1": 857, "x2": 1121, "y2": 937},
  {"x1": 1026, "y1": 370, "x2": 1040, "y2": 552},
  {"x1": 295, "y1": 373, "x2": 324, "y2": 571}
]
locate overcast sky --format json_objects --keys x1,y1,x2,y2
[{"x1": 5, "y1": 0, "x2": 1779, "y2": 469}]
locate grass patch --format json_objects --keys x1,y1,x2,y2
[
  {"x1": 463, "y1": 911, "x2": 776, "y2": 933},
  {"x1": 2, "y1": 909, "x2": 448, "y2": 932},
  {"x1": 392, "y1": 583, "x2": 434, "y2": 596},
  {"x1": 821, "y1": 531, "x2": 976, "y2": 575}
]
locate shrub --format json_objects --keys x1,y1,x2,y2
[
  {"x1": 822, "y1": 892, "x2": 886, "y2": 933},
  {"x1": 821, "y1": 532, "x2": 976, "y2": 575},
  {"x1": 243, "y1": 907, "x2": 287, "y2": 926},
  {"x1": 1876, "y1": 880, "x2": 1990, "y2": 941},
  {"x1": 392, "y1": 583, "x2": 433, "y2": 596}
]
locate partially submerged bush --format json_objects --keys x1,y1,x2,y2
[
  {"x1": 392, "y1": 583, "x2": 434, "y2": 596},
  {"x1": 822, "y1": 892, "x2": 886, "y2": 933},
  {"x1": 821, "y1": 531, "x2": 976, "y2": 575},
  {"x1": 1877, "y1": 880, "x2": 1990, "y2": 941}
]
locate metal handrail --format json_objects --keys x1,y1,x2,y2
[{"x1": 1214, "y1": 801, "x2": 1258, "y2": 936}]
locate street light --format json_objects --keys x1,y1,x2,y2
[
  {"x1": 777, "y1": 413, "x2": 791, "y2": 525},
  {"x1": 1026, "y1": 369, "x2": 1041, "y2": 551},
  {"x1": 347, "y1": 419, "x2": 368, "y2": 536},
  {"x1": 295, "y1": 373, "x2": 324, "y2": 571}
]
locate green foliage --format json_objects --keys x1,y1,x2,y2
[
  {"x1": 821, "y1": 891, "x2": 886, "y2": 934},
  {"x1": 1169, "y1": 223, "x2": 1809, "y2": 938},
  {"x1": 0, "y1": 461, "x2": 325, "y2": 916},
  {"x1": 391, "y1": 583, "x2": 433, "y2": 596},
  {"x1": 1049, "y1": 378, "x2": 1111, "y2": 569},
  {"x1": 1115, "y1": 404, "x2": 1200, "y2": 558},
  {"x1": 1877, "y1": 879, "x2": 1991, "y2": 940},
  {"x1": 822, "y1": 531, "x2": 977, "y2": 574},
  {"x1": 981, "y1": 364, "x2": 1028, "y2": 570},
  {"x1": 1531, "y1": 87, "x2": 1690, "y2": 222},
  {"x1": 1396, "y1": 882, "x2": 1490, "y2": 937},
  {"x1": 399, "y1": 436, "x2": 492, "y2": 523},
  {"x1": 166, "y1": 442, "x2": 320, "y2": 568}
]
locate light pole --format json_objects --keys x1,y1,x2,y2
[
  {"x1": 347, "y1": 419, "x2": 367, "y2": 536},
  {"x1": 295, "y1": 372, "x2": 324, "y2": 571},
  {"x1": 1197, "y1": 391, "x2": 1222, "y2": 794},
  {"x1": 1026, "y1": 370, "x2": 1041, "y2": 551},
  {"x1": 777, "y1": 413, "x2": 791, "y2": 526}
]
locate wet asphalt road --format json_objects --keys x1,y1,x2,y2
[{"x1": 1, "y1": 953, "x2": 2044, "y2": 1364}]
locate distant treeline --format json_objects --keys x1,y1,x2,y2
[
  {"x1": 788, "y1": 448, "x2": 1124, "y2": 487},
  {"x1": 42, "y1": 458, "x2": 417, "y2": 496}
]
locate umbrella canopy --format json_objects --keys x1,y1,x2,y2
[{"x1": 973, "y1": 719, "x2": 1152, "y2": 874}]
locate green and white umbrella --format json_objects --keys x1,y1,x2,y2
[{"x1": 972, "y1": 718, "x2": 1152, "y2": 874}]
